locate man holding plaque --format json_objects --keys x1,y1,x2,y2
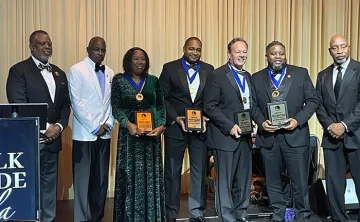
[
  {"x1": 67, "y1": 36, "x2": 115, "y2": 222},
  {"x1": 251, "y1": 41, "x2": 318, "y2": 222},
  {"x1": 316, "y1": 34, "x2": 360, "y2": 222},
  {"x1": 159, "y1": 37, "x2": 214, "y2": 222},
  {"x1": 204, "y1": 37, "x2": 254, "y2": 222}
]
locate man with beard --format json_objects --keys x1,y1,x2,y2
[
  {"x1": 159, "y1": 37, "x2": 214, "y2": 222},
  {"x1": 6, "y1": 30, "x2": 71, "y2": 222},
  {"x1": 67, "y1": 36, "x2": 115, "y2": 222},
  {"x1": 204, "y1": 37, "x2": 256, "y2": 222},
  {"x1": 316, "y1": 34, "x2": 360, "y2": 222},
  {"x1": 251, "y1": 41, "x2": 318, "y2": 222}
]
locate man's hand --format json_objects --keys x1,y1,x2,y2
[
  {"x1": 147, "y1": 125, "x2": 165, "y2": 137},
  {"x1": 197, "y1": 116, "x2": 209, "y2": 133},
  {"x1": 262, "y1": 120, "x2": 279, "y2": 132},
  {"x1": 282, "y1": 118, "x2": 299, "y2": 131},
  {"x1": 95, "y1": 125, "x2": 106, "y2": 136},
  {"x1": 176, "y1": 116, "x2": 190, "y2": 132},
  {"x1": 45, "y1": 124, "x2": 61, "y2": 140},
  {"x1": 103, "y1": 124, "x2": 109, "y2": 132},
  {"x1": 126, "y1": 121, "x2": 142, "y2": 137},
  {"x1": 328, "y1": 123, "x2": 345, "y2": 139},
  {"x1": 230, "y1": 124, "x2": 242, "y2": 138}
]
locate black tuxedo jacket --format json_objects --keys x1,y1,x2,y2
[
  {"x1": 159, "y1": 58, "x2": 214, "y2": 140},
  {"x1": 6, "y1": 57, "x2": 71, "y2": 152},
  {"x1": 251, "y1": 65, "x2": 319, "y2": 148},
  {"x1": 203, "y1": 64, "x2": 252, "y2": 151},
  {"x1": 316, "y1": 59, "x2": 360, "y2": 149}
]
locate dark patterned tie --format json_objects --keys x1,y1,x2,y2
[
  {"x1": 334, "y1": 66, "x2": 342, "y2": 100},
  {"x1": 188, "y1": 63, "x2": 197, "y2": 70},
  {"x1": 95, "y1": 64, "x2": 105, "y2": 72},
  {"x1": 38, "y1": 63, "x2": 52, "y2": 72}
]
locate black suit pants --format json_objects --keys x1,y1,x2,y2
[
  {"x1": 72, "y1": 138, "x2": 110, "y2": 222},
  {"x1": 261, "y1": 134, "x2": 311, "y2": 222},
  {"x1": 324, "y1": 143, "x2": 360, "y2": 222}
]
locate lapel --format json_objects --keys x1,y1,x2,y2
[
  {"x1": 337, "y1": 59, "x2": 357, "y2": 102},
  {"x1": 324, "y1": 66, "x2": 336, "y2": 104},
  {"x1": 177, "y1": 62, "x2": 192, "y2": 101},
  {"x1": 51, "y1": 68, "x2": 61, "y2": 104},
  {"x1": 245, "y1": 72, "x2": 252, "y2": 106},
  {"x1": 26, "y1": 57, "x2": 53, "y2": 103},
  {"x1": 260, "y1": 69, "x2": 272, "y2": 100},
  {"x1": 282, "y1": 66, "x2": 293, "y2": 100},
  {"x1": 224, "y1": 65, "x2": 242, "y2": 101},
  {"x1": 85, "y1": 57, "x2": 103, "y2": 102},
  {"x1": 194, "y1": 63, "x2": 207, "y2": 103}
]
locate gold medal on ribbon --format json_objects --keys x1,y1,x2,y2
[
  {"x1": 242, "y1": 97, "x2": 247, "y2": 104},
  {"x1": 136, "y1": 93, "x2": 144, "y2": 101},
  {"x1": 189, "y1": 87, "x2": 194, "y2": 94},
  {"x1": 272, "y1": 90, "x2": 280, "y2": 98}
]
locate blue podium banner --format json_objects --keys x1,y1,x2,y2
[{"x1": 0, "y1": 118, "x2": 40, "y2": 221}]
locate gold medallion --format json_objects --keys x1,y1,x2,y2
[
  {"x1": 242, "y1": 97, "x2": 247, "y2": 104},
  {"x1": 272, "y1": 90, "x2": 280, "y2": 98},
  {"x1": 136, "y1": 93, "x2": 144, "y2": 101},
  {"x1": 189, "y1": 87, "x2": 195, "y2": 94}
]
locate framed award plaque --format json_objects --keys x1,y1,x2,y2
[
  {"x1": 267, "y1": 101, "x2": 289, "y2": 126},
  {"x1": 135, "y1": 111, "x2": 154, "y2": 133},
  {"x1": 235, "y1": 109, "x2": 253, "y2": 135},
  {"x1": 185, "y1": 108, "x2": 203, "y2": 131}
]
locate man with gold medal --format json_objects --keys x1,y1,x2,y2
[
  {"x1": 159, "y1": 37, "x2": 214, "y2": 222},
  {"x1": 250, "y1": 41, "x2": 319, "y2": 222}
]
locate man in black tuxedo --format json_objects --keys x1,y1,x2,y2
[
  {"x1": 316, "y1": 34, "x2": 360, "y2": 222},
  {"x1": 251, "y1": 41, "x2": 318, "y2": 222},
  {"x1": 204, "y1": 37, "x2": 255, "y2": 222},
  {"x1": 6, "y1": 30, "x2": 71, "y2": 222},
  {"x1": 159, "y1": 37, "x2": 214, "y2": 222}
]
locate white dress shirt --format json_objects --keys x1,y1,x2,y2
[
  {"x1": 186, "y1": 62, "x2": 200, "y2": 102},
  {"x1": 229, "y1": 64, "x2": 250, "y2": 109},
  {"x1": 31, "y1": 56, "x2": 63, "y2": 132},
  {"x1": 332, "y1": 57, "x2": 351, "y2": 87}
]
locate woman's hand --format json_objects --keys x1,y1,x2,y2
[
  {"x1": 146, "y1": 125, "x2": 165, "y2": 137},
  {"x1": 126, "y1": 121, "x2": 142, "y2": 137}
]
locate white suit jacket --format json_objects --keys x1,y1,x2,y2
[{"x1": 68, "y1": 57, "x2": 115, "y2": 141}]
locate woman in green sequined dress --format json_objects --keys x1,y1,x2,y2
[{"x1": 111, "y1": 47, "x2": 166, "y2": 221}]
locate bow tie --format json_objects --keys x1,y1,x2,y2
[
  {"x1": 38, "y1": 63, "x2": 52, "y2": 72},
  {"x1": 95, "y1": 64, "x2": 105, "y2": 72},
  {"x1": 188, "y1": 63, "x2": 198, "y2": 70},
  {"x1": 236, "y1": 70, "x2": 245, "y2": 75}
]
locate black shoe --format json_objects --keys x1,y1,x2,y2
[
  {"x1": 190, "y1": 216, "x2": 206, "y2": 222},
  {"x1": 237, "y1": 217, "x2": 252, "y2": 222},
  {"x1": 166, "y1": 218, "x2": 176, "y2": 222}
]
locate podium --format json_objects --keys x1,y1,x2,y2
[{"x1": 0, "y1": 104, "x2": 46, "y2": 221}]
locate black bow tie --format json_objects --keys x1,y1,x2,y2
[
  {"x1": 188, "y1": 63, "x2": 197, "y2": 70},
  {"x1": 95, "y1": 64, "x2": 105, "y2": 72},
  {"x1": 38, "y1": 63, "x2": 52, "y2": 72}
]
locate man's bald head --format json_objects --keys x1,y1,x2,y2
[
  {"x1": 87, "y1": 36, "x2": 106, "y2": 64},
  {"x1": 328, "y1": 34, "x2": 350, "y2": 65}
]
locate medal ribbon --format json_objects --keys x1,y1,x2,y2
[
  {"x1": 124, "y1": 73, "x2": 146, "y2": 93},
  {"x1": 181, "y1": 57, "x2": 200, "y2": 84},
  {"x1": 266, "y1": 67, "x2": 286, "y2": 89},
  {"x1": 228, "y1": 62, "x2": 246, "y2": 93}
]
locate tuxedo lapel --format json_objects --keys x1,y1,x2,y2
[
  {"x1": 85, "y1": 59, "x2": 103, "y2": 102},
  {"x1": 260, "y1": 69, "x2": 272, "y2": 100},
  {"x1": 52, "y1": 69, "x2": 61, "y2": 104},
  {"x1": 26, "y1": 57, "x2": 53, "y2": 103},
  {"x1": 194, "y1": 66, "x2": 206, "y2": 103},
  {"x1": 324, "y1": 66, "x2": 336, "y2": 104},
  {"x1": 245, "y1": 72, "x2": 252, "y2": 106},
  {"x1": 282, "y1": 67, "x2": 293, "y2": 100},
  {"x1": 338, "y1": 59, "x2": 357, "y2": 102},
  {"x1": 177, "y1": 65, "x2": 192, "y2": 101},
  {"x1": 225, "y1": 66, "x2": 242, "y2": 101}
]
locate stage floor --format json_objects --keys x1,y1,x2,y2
[{"x1": 55, "y1": 193, "x2": 358, "y2": 222}]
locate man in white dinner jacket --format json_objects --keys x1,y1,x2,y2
[{"x1": 67, "y1": 36, "x2": 115, "y2": 222}]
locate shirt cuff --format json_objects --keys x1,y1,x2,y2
[
  {"x1": 55, "y1": 123, "x2": 64, "y2": 132},
  {"x1": 105, "y1": 123, "x2": 113, "y2": 132},
  {"x1": 91, "y1": 125, "x2": 101, "y2": 135},
  {"x1": 341, "y1": 121, "x2": 349, "y2": 132},
  {"x1": 40, "y1": 122, "x2": 50, "y2": 134}
]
